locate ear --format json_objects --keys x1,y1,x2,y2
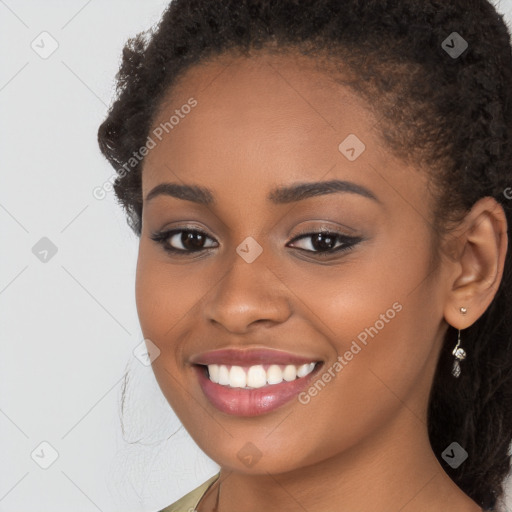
[{"x1": 443, "y1": 197, "x2": 508, "y2": 329}]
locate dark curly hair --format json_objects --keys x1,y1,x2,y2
[{"x1": 97, "y1": 1, "x2": 512, "y2": 509}]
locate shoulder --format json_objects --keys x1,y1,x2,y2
[{"x1": 157, "y1": 473, "x2": 220, "y2": 512}]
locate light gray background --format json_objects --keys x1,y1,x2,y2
[{"x1": 1, "y1": 1, "x2": 511, "y2": 511}]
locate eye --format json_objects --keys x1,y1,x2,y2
[
  {"x1": 150, "y1": 228, "x2": 217, "y2": 255},
  {"x1": 287, "y1": 230, "x2": 362, "y2": 255},
  {"x1": 150, "y1": 227, "x2": 362, "y2": 258}
]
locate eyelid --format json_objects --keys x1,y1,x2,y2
[
  {"x1": 150, "y1": 227, "x2": 218, "y2": 256},
  {"x1": 287, "y1": 223, "x2": 357, "y2": 242},
  {"x1": 287, "y1": 229, "x2": 361, "y2": 254},
  {"x1": 289, "y1": 225, "x2": 350, "y2": 237}
]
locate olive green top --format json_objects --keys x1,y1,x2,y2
[{"x1": 158, "y1": 473, "x2": 220, "y2": 512}]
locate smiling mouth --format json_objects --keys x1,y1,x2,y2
[
  {"x1": 193, "y1": 358, "x2": 324, "y2": 416},
  {"x1": 196, "y1": 361, "x2": 320, "y2": 389}
]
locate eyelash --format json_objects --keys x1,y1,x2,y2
[{"x1": 150, "y1": 227, "x2": 362, "y2": 258}]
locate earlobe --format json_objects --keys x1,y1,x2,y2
[{"x1": 443, "y1": 197, "x2": 508, "y2": 329}]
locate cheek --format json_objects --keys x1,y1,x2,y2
[
  {"x1": 135, "y1": 244, "x2": 211, "y2": 346},
  {"x1": 279, "y1": 239, "x2": 441, "y2": 400},
  {"x1": 251, "y1": 253, "x2": 441, "y2": 467},
  {"x1": 134, "y1": 247, "x2": 198, "y2": 415}
]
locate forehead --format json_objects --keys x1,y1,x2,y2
[{"x1": 141, "y1": 50, "x2": 425, "y2": 210}]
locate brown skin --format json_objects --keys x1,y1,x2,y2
[{"x1": 135, "y1": 51, "x2": 508, "y2": 512}]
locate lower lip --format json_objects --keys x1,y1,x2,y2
[{"x1": 193, "y1": 364, "x2": 322, "y2": 417}]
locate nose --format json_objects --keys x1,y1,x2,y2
[{"x1": 203, "y1": 252, "x2": 292, "y2": 334}]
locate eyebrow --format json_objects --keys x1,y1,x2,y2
[{"x1": 145, "y1": 179, "x2": 380, "y2": 205}]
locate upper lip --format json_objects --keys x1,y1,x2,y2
[{"x1": 190, "y1": 348, "x2": 321, "y2": 366}]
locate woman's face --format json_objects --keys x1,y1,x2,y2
[{"x1": 135, "y1": 50, "x2": 452, "y2": 474}]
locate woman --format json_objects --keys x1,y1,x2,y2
[{"x1": 97, "y1": 1, "x2": 512, "y2": 510}]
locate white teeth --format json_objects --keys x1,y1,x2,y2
[
  {"x1": 229, "y1": 366, "x2": 247, "y2": 388},
  {"x1": 206, "y1": 362, "x2": 317, "y2": 388},
  {"x1": 297, "y1": 363, "x2": 315, "y2": 377},
  {"x1": 208, "y1": 364, "x2": 220, "y2": 383},
  {"x1": 247, "y1": 365, "x2": 267, "y2": 388},
  {"x1": 283, "y1": 364, "x2": 297, "y2": 381},
  {"x1": 218, "y1": 365, "x2": 230, "y2": 385},
  {"x1": 267, "y1": 364, "x2": 283, "y2": 385}
]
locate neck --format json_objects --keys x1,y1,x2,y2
[{"x1": 205, "y1": 409, "x2": 482, "y2": 512}]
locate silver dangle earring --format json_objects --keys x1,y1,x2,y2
[{"x1": 452, "y1": 307, "x2": 467, "y2": 378}]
